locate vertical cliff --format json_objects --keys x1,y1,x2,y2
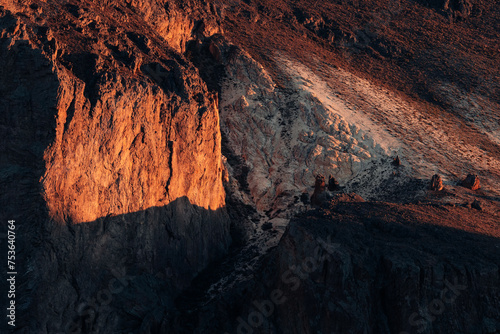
[{"x1": 0, "y1": 1, "x2": 230, "y2": 332}]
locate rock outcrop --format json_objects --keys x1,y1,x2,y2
[
  {"x1": 461, "y1": 173, "x2": 480, "y2": 190},
  {"x1": 392, "y1": 155, "x2": 401, "y2": 166},
  {"x1": 127, "y1": 0, "x2": 223, "y2": 54},
  {"x1": 310, "y1": 174, "x2": 327, "y2": 206},
  {"x1": 430, "y1": 174, "x2": 444, "y2": 191},
  {"x1": 327, "y1": 174, "x2": 340, "y2": 191},
  {"x1": 472, "y1": 199, "x2": 482, "y2": 210}
]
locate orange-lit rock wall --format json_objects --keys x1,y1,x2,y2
[
  {"x1": 42, "y1": 65, "x2": 225, "y2": 223},
  {"x1": 0, "y1": 0, "x2": 226, "y2": 224}
]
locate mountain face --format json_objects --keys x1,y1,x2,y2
[
  {"x1": 220, "y1": 201, "x2": 500, "y2": 334},
  {"x1": 2, "y1": 0, "x2": 226, "y2": 223},
  {"x1": 1, "y1": 0, "x2": 499, "y2": 333},
  {"x1": 1, "y1": 1, "x2": 230, "y2": 332}
]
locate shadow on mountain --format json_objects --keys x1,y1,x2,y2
[
  {"x1": 190, "y1": 201, "x2": 500, "y2": 334},
  {"x1": 476, "y1": 194, "x2": 500, "y2": 203},
  {"x1": 0, "y1": 15, "x2": 59, "y2": 333},
  {"x1": 12, "y1": 197, "x2": 230, "y2": 334}
]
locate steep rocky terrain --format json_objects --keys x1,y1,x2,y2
[
  {"x1": 1, "y1": 1, "x2": 230, "y2": 332},
  {"x1": 0, "y1": 0, "x2": 499, "y2": 333},
  {"x1": 185, "y1": 199, "x2": 499, "y2": 333}
]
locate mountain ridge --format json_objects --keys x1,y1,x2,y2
[{"x1": 0, "y1": 0, "x2": 498, "y2": 333}]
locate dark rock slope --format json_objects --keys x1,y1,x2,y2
[{"x1": 218, "y1": 201, "x2": 500, "y2": 334}]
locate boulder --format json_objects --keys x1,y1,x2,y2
[
  {"x1": 328, "y1": 175, "x2": 340, "y2": 191},
  {"x1": 471, "y1": 199, "x2": 482, "y2": 211},
  {"x1": 392, "y1": 156, "x2": 401, "y2": 166},
  {"x1": 430, "y1": 174, "x2": 444, "y2": 191},
  {"x1": 461, "y1": 174, "x2": 480, "y2": 190}
]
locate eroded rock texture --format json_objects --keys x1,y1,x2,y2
[
  {"x1": 208, "y1": 38, "x2": 389, "y2": 217},
  {"x1": 0, "y1": 1, "x2": 230, "y2": 332}
]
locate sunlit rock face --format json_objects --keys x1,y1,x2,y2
[
  {"x1": 1, "y1": 0, "x2": 226, "y2": 224},
  {"x1": 0, "y1": 2, "x2": 230, "y2": 332},
  {"x1": 216, "y1": 41, "x2": 395, "y2": 218},
  {"x1": 129, "y1": 0, "x2": 223, "y2": 54},
  {"x1": 42, "y1": 61, "x2": 225, "y2": 224}
]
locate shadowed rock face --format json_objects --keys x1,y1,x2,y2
[
  {"x1": 27, "y1": 198, "x2": 230, "y2": 333},
  {"x1": 213, "y1": 202, "x2": 500, "y2": 334}
]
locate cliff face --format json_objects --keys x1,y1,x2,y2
[
  {"x1": 42, "y1": 62, "x2": 225, "y2": 224},
  {"x1": 214, "y1": 40, "x2": 394, "y2": 217},
  {"x1": 0, "y1": 1, "x2": 230, "y2": 332},
  {"x1": 220, "y1": 201, "x2": 500, "y2": 334},
  {"x1": 1, "y1": 0, "x2": 226, "y2": 223},
  {"x1": 128, "y1": 0, "x2": 223, "y2": 54}
]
